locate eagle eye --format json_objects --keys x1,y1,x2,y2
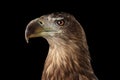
[{"x1": 56, "y1": 19, "x2": 65, "y2": 26}]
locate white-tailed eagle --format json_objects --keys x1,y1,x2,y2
[{"x1": 25, "y1": 12, "x2": 98, "y2": 80}]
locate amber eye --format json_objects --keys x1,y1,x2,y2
[{"x1": 56, "y1": 20, "x2": 65, "y2": 26}]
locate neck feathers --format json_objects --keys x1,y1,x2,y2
[{"x1": 41, "y1": 38, "x2": 97, "y2": 80}]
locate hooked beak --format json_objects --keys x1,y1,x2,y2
[{"x1": 25, "y1": 18, "x2": 44, "y2": 43}]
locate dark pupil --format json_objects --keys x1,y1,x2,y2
[{"x1": 57, "y1": 20, "x2": 64, "y2": 26}]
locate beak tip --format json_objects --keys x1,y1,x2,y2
[
  {"x1": 25, "y1": 32, "x2": 29, "y2": 43},
  {"x1": 25, "y1": 36, "x2": 29, "y2": 43},
  {"x1": 25, "y1": 38, "x2": 29, "y2": 43},
  {"x1": 26, "y1": 39, "x2": 29, "y2": 43},
  {"x1": 25, "y1": 29, "x2": 29, "y2": 43}
]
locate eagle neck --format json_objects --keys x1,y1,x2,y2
[{"x1": 41, "y1": 37, "x2": 95, "y2": 80}]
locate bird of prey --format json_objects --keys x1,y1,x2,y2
[{"x1": 25, "y1": 12, "x2": 98, "y2": 80}]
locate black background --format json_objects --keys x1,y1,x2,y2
[{"x1": 1, "y1": 1, "x2": 118, "y2": 80}]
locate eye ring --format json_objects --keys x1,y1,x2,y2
[{"x1": 56, "y1": 19, "x2": 65, "y2": 26}]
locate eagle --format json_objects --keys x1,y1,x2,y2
[{"x1": 25, "y1": 12, "x2": 98, "y2": 80}]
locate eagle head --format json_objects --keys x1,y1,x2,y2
[
  {"x1": 25, "y1": 12, "x2": 98, "y2": 80},
  {"x1": 25, "y1": 12, "x2": 84, "y2": 43}
]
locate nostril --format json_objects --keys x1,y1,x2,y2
[
  {"x1": 39, "y1": 21, "x2": 43, "y2": 24},
  {"x1": 38, "y1": 21, "x2": 43, "y2": 25}
]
